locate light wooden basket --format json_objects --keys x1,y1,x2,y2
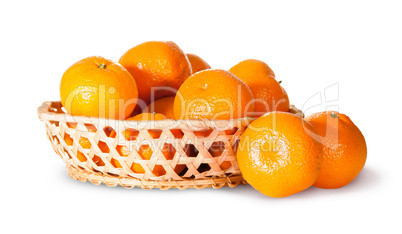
[{"x1": 38, "y1": 101, "x2": 303, "y2": 190}]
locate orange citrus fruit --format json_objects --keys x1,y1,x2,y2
[
  {"x1": 173, "y1": 69, "x2": 254, "y2": 120},
  {"x1": 145, "y1": 96, "x2": 175, "y2": 119},
  {"x1": 60, "y1": 56, "x2": 138, "y2": 120},
  {"x1": 237, "y1": 112, "x2": 323, "y2": 197},
  {"x1": 119, "y1": 41, "x2": 192, "y2": 104},
  {"x1": 305, "y1": 111, "x2": 367, "y2": 189},
  {"x1": 186, "y1": 53, "x2": 211, "y2": 74},
  {"x1": 229, "y1": 59, "x2": 289, "y2": 117},
  {"x1": 127, "y1": 112, "x2": 168, "y2": 121}
]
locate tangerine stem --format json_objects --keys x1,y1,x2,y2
[
  {"x1": 330, "y1": 112, "x2": 338, "y2": 118},
  {"x1": 98, "y1": 64, "x2": 107, "y2": 69}
]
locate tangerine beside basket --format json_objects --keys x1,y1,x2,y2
[{"x1": 37, "y1": 101, "x2": 304, "y2": 190}]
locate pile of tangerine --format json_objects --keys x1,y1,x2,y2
[{"x1": 59, "y1": 41, "x2": 367, "y2": 198}]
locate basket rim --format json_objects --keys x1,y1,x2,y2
[{"x1": 37, "y1": 101, "x2": 304, "y2": 130}]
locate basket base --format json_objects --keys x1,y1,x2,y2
[{"x1": 67, "y1": 165, "x2": 247, "y2": 190}]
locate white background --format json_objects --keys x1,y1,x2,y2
[{"x1": 1, "y1": 0, "x2": 401, "y2": 233}]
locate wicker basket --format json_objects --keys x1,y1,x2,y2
[{"x1": 38, "y1": 101, "x2": 303, "y2": 190}]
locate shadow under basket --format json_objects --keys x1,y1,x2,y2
[{"x1": 37, "y1": 101, "x2": 304, "y2": 190}]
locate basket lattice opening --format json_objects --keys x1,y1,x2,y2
[{"x1": 38, "y1": 101, "x2": 303, "y2": 189}]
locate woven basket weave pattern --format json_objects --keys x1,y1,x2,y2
[{"x1": 38, "y1": 101, "x2": 303, "y2": 189}]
